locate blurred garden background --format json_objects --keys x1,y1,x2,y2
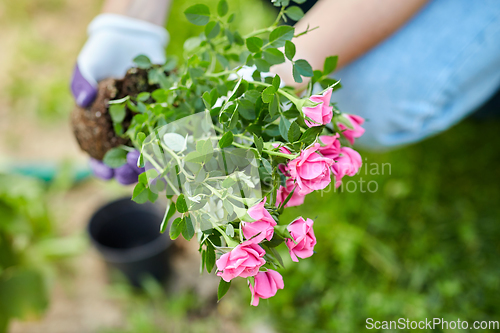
[{"x1": 1, "y1": 0, "x2": 499, "y2": 332}]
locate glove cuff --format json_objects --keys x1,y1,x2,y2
[{"x1": 88, "y1": 14, "x2": 169, "y2": 48}]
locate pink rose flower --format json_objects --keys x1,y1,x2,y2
[
  {"x1": 242, "y1": 198, "x2": 277, "y2": 244},
  {"x1": 216, "y1": 242, "x2": 266, "y2": 282},
  {"x1": 249, "y1": 270, "x2": 284, "y2": 306},
  {"x1": 331, "y1": 147, "x2": 362, "y2": 188},
  {"x1": 286, "y1": 217, "x2": 317, "y2": 262},
  {"x1": 318, "y1": 134, "x2": 341, "y2": 160},
  {"x1": 276, "y1": 178, "x2": 306, "y2": 208},
  {"x1": 303, "y1": 88, "x2": 333, "y2": 127},
  {"x1": 338, "y1": 114, "x2": 365, "y2": 145},
  {"x1": 288, "y1": 143, "x2": 334, "y2": 195}
]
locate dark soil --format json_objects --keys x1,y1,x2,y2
[{"x1": 71, "y1": 68, "x2": 158, "y2": 160}]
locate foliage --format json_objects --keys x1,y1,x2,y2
[
  {"x1": 101, "y1": 0, "x2": 362, "y2": 305},
  {"x1": 0, "y1": 174, "x2": 83, "y2": 332}
]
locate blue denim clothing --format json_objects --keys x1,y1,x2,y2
[{"x1": 332, "y1": 0, "x2": 500, "y2": 150}]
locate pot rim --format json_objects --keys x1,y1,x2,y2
[{"x1": 87, "y1": 197, "x2": 171, "y2": 264}]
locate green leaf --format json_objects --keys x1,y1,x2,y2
[
  {"x1": 226, "y1": 223, "x2": 235, "y2": 237},
  {"x1": 263, "y1": 48, "x2": 285, "y2": 65},
  {"x1": 273, "y1": 0, "x2": 289, "y2": 6},
  {"x1": 133, "y1": 55, "x2": 152, "y2": 69},
  {"x1": 169, "y1": 217, "x2": 184, "y2": 240},
  {"x1": 279, "y1": 117, "x2": 291, "y2": 141},
  {"x1": 227, "y1": 13, "x2": 235, "y2": 23},
  {"x1": 184, "y1": 4, "x2": 211, "y2": 26},
  {"x1": 137, "y1": 132, "x2": 146, "y2": 146},
  {"x1": 294, "y1": 59, "x2": 314, "y2": 77},
  {"x1": 137, "y1": 92, "x2": 150, "y2": 102},
  {"x1": 228, "y1": 108, "x2": 239, "y2": 130},
  {"x1": 226, "y1": 30, "x2": 234, "y2": 44},
  {"x1": 163, "y1": 56, "x2": 178, "y2": 71},
  {"x1": 148, "y1": 189, "x2": 158, "y2": 203},
  {"x1": 103, "y1": 148, "x2": 127, "y2": 168},
  {"x1": 254, "y1": 58, "x2": 271, "y2": 72},
  {"x1": 217, "y1": 279, "x2": 231, "y2": 301},
  {"x1": 200, "y1": 249, "x2": 206, "y2": 273},
  {"x1": 109, "y1": 104, "x2": 125, "y2": 123},
  {"x1": 300, "y1": 126, "x2": 324, "y2": 145},
  {"x1": 262, "y1": 86, "x2": 276, "y2": 104},
  {"x1": 132, "y1": 183, "x2": 149, "y2": 204},
  {"x1": 288, "y1": 121, "x2": 302, "y2": 142},
  {"x1": 281, "y1": 186, "x2": 297, "y2": 208},
  {"x1": 113, "y1": 123, "x2": 123, "y2": 135},
  {"x1": 176, "y1": 194, "x2": 188, "y2": 213},
  {"x1": 189, "y1": 67, "x2": 204, "y2": 79},
  {"x1": 292, "y1": 64, "x2": 303, "y2": 83},
  {"x1": 285, "y1": 6, "x2": 304, "y2": 21},
  {"x1": 269, "y1": 26, "x2": 295, "y2": 47},
  {"x1": 285, "y1": 41, "x2": 296, "y2": 61},
  {"x1": 206, "y1": 244, "x2": 216, "y2": 273},
  {"x1": 269, "y1": 93, "x2": 280, "y2": 117},
  {"x1": 217, "y1": 0, "x2": 228, "y2": 17},
  {"x1": 137, "y1": 101, "x2": 147, "y2": 113},
  {"x1": 182, "y1": 215, "x2": 195, "y2": 240},
  {"x1": 293, "y1": 0, "x2": 307, "y2": 3},
  {"x1": 238, "y1": 99, "x2": 255, "y2": 120},
  {"x1": 219, "y1": 131, "x2": 234, "y2": 148},
  {"x1": 254, "y1": 135, "x2": 264, "y2": 155},
  {"x1": 262, "y1": 158, "x2": 273, "y2": 174},
  {"x1": 127, "y1": 100, "x2": 139, "y2": 112},
  {"x1": 108, "y1": 96, "x2": 130, "y2": 105},
  {"x1": 202, "y1": 91, "x2": 212, "y2": 109},
  {"x1": 234, "y1": 31, "x2": 244, "y2": 45},
  {"x1": 246, "y1": 37, "x2": 263, "y2": 53},
  {"x1": 152, "y1": 89, "x2": 168, "y2": 103},
  {"x1": 205, "y1": 21, "x2": 220, "y2": 39},
  {"x1": 160, "y1": 202, "x2": 177, "y2": 233},
  {"x1": 216, "y1": 54, "x2": 229, "y2": 69},
  {"x1": 272, "y1": 75, "x2": 281, "y2": 90},
  {"x1": 323, "y1": 55, "x2": 338, "y2": 75}
]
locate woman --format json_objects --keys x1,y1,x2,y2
[{"x1": 72, "y1": 0, "x2": 500, "y2": 153}]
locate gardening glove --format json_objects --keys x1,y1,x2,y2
[
  {"x1": 71, "y1": 13, "x2": 169, "y2": 108},
  {"x1": 90, "y1": 150, "x2": 145, "y2": 185},
  {"x1": 71, "y1": 14, "x2": 167, "y2": 184}
]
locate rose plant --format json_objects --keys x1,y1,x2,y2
[{"x1": 79, "y1": 0, "x2": 366, "y2": 305}]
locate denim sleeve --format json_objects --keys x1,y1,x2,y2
[{"x1": 332, "y1": 0, "x2": 500, "y2": 150}]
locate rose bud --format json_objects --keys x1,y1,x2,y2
[
  {"x1": 242, "y1": 198, "x2": 277, "y2": 244},
  {"x1": 216, "y1": 242, "x2": 266, "y2": 282},
  {"x1": 303, "y1": 88, "x2": 334, "y2": 127},
  {"x1": 337, "y1": 114, "x2": 365, "y2": 145},
  {"x1": 249, "y1": 270, "x2": 284, "y2": 306},
  {"x1": 286, "y1": 217, "x2": 317, "y2": 262}
]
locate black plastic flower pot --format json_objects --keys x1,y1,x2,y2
[{"x1": 87, "y1": 197, "x2": 172, "y2": 287}]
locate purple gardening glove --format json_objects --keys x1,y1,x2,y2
[
  {"x1": 71, "y1": 14, "x2": 168, "y2": 108},
  {"x1": 72, "y1": 14, "x2": 168, "y2": 183},
  {"x1": 90, "y1": 150, "x2": 145, "y2": 185}
]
